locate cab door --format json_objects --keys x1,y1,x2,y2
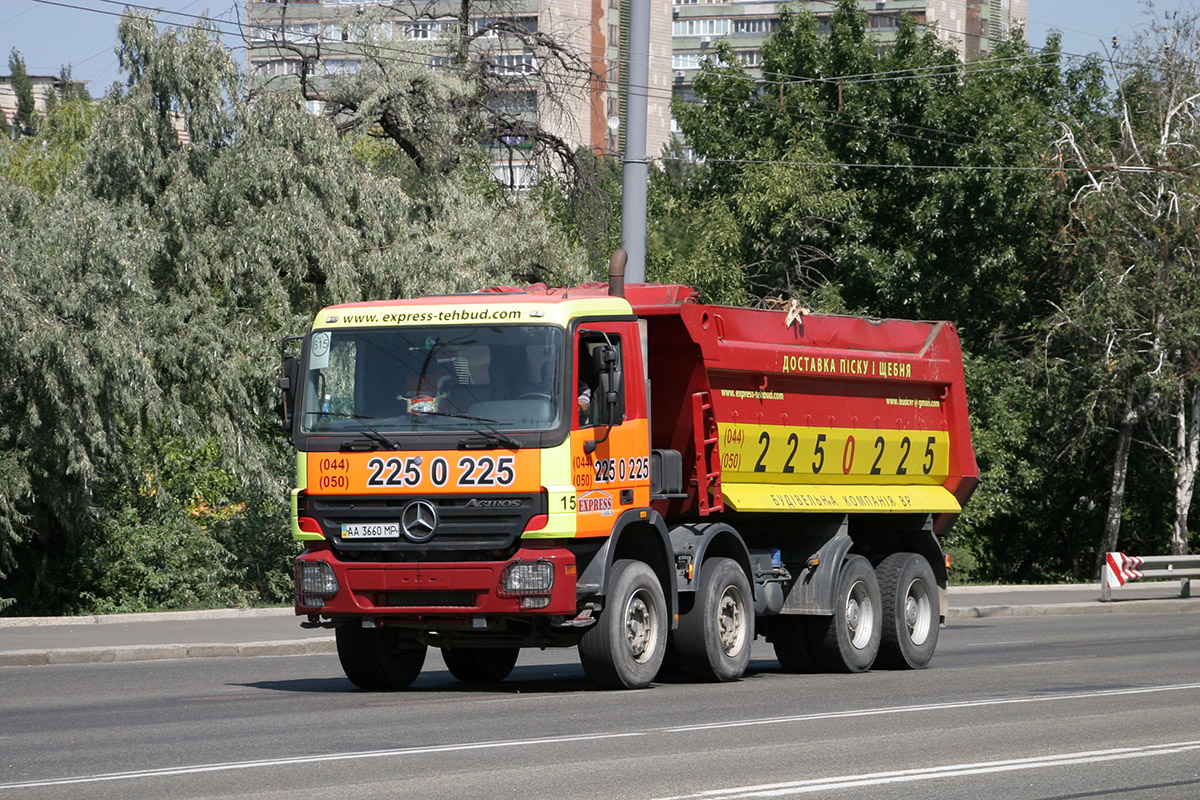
[{"x1": 569, "y1": 322, "x2": 651, "y2": 536}]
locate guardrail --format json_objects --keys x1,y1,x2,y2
[{"x1": 1101, "y1": 552, "x2": 1198, "y2": 601}]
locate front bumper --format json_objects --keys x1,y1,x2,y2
[{"x1": 293, "y1": 546, "x2": 578, "y2": 620}]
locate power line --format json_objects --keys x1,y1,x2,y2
[{"x1": 656, "y1": 155, "x2": 1197, "y2": 175}]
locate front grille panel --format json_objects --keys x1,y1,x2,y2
[{"x1": 306, "y1": 493, "x2": 543, "y2": 553}]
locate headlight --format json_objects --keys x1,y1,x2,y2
[
  {"x1": 296, "y1": 560, "x2": 339, "y2": 608},
  {"x1": 499, "y1": 560, "x2": 554, "y2": 596}
]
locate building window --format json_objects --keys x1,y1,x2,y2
[
  {"x1": 488, "y1": 90, "x2": 538, "y2": 115},
  {"x1": 493, "y1": 160, "x2": 537, "y2": 190},
  {"x1": 735, "y1": 49, "x2": 761, "y2": 67},
  {"x1": 672, "y1": 52, "x2": 709, "y2": 69},
  {"x1": 732, "y1": 18, "x2": 778, "y2": 35},
  {"x1": 672, "y1": 19, "x2": 731, "y2": 36},
  {"x1": 403, "y1": 19, "x2": 455, "y2": 40},
  {"x1": 868, "y1": 12, "x2": 900, "y2": 29},
  {"x1": 321, "y1": 58, "x2": 360, "y2": 75},
  {"x1": 489, "y1": 53, "x2": 538, "y2": 76}
]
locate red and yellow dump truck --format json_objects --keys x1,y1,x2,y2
[{"x1": 279, "y1": 275, "x2": 978, "y2": 690}]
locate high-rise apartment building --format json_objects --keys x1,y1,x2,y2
[
  {"x1": 244, "y1": 0, "x2": 673, "y2": 188},
  {"x1": 244, "y1": 1, "x2": 1027, "y2": 185},
  {"x1": 671, "y1": 1, "x2": 1029, "y2": 86}
]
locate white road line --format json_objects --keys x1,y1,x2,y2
[
  {"x1": 663, "y1": 681, "x2": 1200, "y2": 732},
  {"x1": 648, "y1": 741, "x2": 1200, "y2": 799},
  {"x1": 0, "y1": 732, "x2": 645, "y2": 790},
  {"x1": 3, "y1": 682, "x2": 1199, "y2": 791}
]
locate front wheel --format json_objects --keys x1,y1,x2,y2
[
  {"x1": 336, "y1": 624, "x2": 427, "y2": 690},
  {"x1": 578, "y1": 559, "x2": 668, "y2": 689},
  {"x1": 805, "y1": 555, "x2": 881, "y2": 673},
  {"x1": 675, "y1": 557, "x2": 754, "y2": 682},
  {"x1": 875, "y1": 553, "x2": 939, "y2": 669},
  {"x1": 441, "y1": 647, "x2": 520, "y2": 683}
]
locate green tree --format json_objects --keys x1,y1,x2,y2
[
  {"x1": 0, "y1": 97, "x2": 100, "y2": 195},
  {"x1": 8, "y1": 49, "x2": 38, "y2": 137},
  {"x1": 1050, "y1": 7, "x2": 1200, "y2": 573},
  {"x1": 0, "y1": 12, "x2": 584, "y2": 613}
]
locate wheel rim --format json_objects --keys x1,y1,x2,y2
[
  {"x1": 717, "y1": 585, "x2": 748, "y2": 657},
  {"x1": 903, "y1": 577, "x2": 932, "y2": 646},
  {"x1": 624, "y1": 588, "x2": 659, "y2": 663},
  {"x1": 845, "y1": 579, "x2": 875, "y2": 650}
]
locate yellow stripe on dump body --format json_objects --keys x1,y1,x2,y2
[{"x1": 722, "y1": 483, "x2": 962, "y2": 514}]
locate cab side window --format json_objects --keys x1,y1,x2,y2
[{"x1": 575, "y1": 332, "x2": 624, "y2": 429}]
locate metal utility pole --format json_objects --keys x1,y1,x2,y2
[{"x1": 621, "y1": 0, "x2": 650, "y2": 283}]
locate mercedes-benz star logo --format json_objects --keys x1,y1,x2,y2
[{"x1": 400, "y1": 500, "x2": 438, "y2": 543}]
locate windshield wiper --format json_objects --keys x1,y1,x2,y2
[
  {"x1": 418, "y1": 411, "x2": 523, "y2": 450},
  {"x1": 304, "y1": 411, "x2": 402, "y2": 451}
]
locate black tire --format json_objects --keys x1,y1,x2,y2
[
  {"x1": 336, "y1": 623, "x2": 427, "y2": 691},
  {"x1": 875, "y1": 553, "x2": 940, "y2": 669},
  {"x1": 441, "y1": 647, "x2": 520, "y2": 683},
  {"x1": 578, "y1": 559, "x2": 668, "y2": 689},
  {"x1": 771, "y1": 615, "x2": 816, "y2": 673},
  {"x1": 675, "y1": 557, "x2": 754, "y2": 682},
  {"x1": 805, "y1": 555, "x2": 882, "y2": 673},
  {"x1": 336, "y1": 623, "x2": 387, "y2": 690}
]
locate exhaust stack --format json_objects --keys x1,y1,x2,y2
[{"x1": 608, "y1": 249, "x2": 628, "y2": 299}]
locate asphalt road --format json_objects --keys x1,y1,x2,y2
[{"x1": 1, "y1": 609, "x2": 1198, "y2": 799}]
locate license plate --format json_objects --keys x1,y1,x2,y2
[{"x1": 340, "y1": 522, "x2": 400, "y2": 539}]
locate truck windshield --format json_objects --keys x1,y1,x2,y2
[{"x1": 300, "y1": 325, "x2": 564, "y2": 435}]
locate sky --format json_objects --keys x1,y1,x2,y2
[{"x1": 0, "y1": 0, "x2": 1193, "y2": 97}]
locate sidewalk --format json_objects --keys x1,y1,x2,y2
[{"x1": 0, "y1": 582, "x2": 1195, "y2": 668}]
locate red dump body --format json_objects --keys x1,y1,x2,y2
[{"x1": 609, "y1": 284, "x2": 979, "y2": 533}]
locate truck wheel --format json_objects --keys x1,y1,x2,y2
[
  {"x1": 875, "y1": 553, "x2": 939, "y2": 669},
  {"x1": 336, "y1": 624, "x2": 427, "y2": 691},
  {"x1": 578, "y1": 559, "x2": 667, "y2": 689},
  {"x1": 676, "y1": 557, "x2": 754, "y2": 682},
  {"x1": 806, "y1": 555, "x2": 881, "y2": 673},
  {"x1": 441, "y1": 647, "x2": 520, "y2": 683},
  {"x1": 771, "y1": 616, "x2": 816, "y2": 673}
]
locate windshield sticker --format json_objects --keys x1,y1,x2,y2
[{"x1": 309, "y1": 331, "x2": 331, "y2": 369}]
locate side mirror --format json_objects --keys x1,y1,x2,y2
[
  {"x1": 278, "y1": 343, "x2": 301, "y2": 437},
  {"x1": 591, "y1": 345, "x2": 622, "y2": 426}
]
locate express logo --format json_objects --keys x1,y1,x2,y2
[{"x1": 577, "y1": 491, "x2": 614, "y2": 516}]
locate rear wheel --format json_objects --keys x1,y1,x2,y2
[
  {"x1": 805, "y1": 555, "x2": 881, "y2": 673},
  {"x1": 336, "y1": 623, "x2": 427, "y2": 691},
  {"x1": 441, "y1": 647, "x2": 520, "y2": 683},
  {"x1": 875, "y1": 553, "x2": 939, "y2": 669},
  {"x1": 675, "y1": 557, "x2": 754, "y2": 682},
  {"x1": 579, "y1": 559, "x2": 667, "y2": 689}
]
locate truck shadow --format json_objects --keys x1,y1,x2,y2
[{"x1": 235, "y1": 657, "x2": 781, "y2": 694}]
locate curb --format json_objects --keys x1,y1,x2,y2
[
  {"x1": 0, "y1": 637, "x2": 336, "y2": 667},
  {"x1": 946, "y1": 597, "x2": 1199, "y2": 619},
  {"x1": 0, "y1": 607, "x2": 295, "y2": 628}
]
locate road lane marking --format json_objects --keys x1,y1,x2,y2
[
  {"x1": 0, "y1": 732, "x2": 645, "y2": 790},
  {"x1": 3, "y1": 682, "x2": 1199, "y2": 790},
  {"x1": 648, "y1": 740, "x2": 1200, "y2": 799},
  {"x1": 662, "y1": 681, "x2": 1200, "y2": 732}
]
